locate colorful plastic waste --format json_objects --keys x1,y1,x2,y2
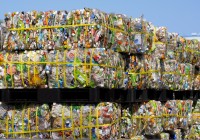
[
  {"x1": 144, "y1": 55, "x2": 162, "y2": 89},
  {"x1": 0, "y1": 103, "x2": 8, "y2": 139},
  {"x1": 46, "y1": 48, "x2": 127, "y2": 88},
  {"x1": 120, "y1": 108, "x2": 133, "y2": 139},
  {"x1": 160, "y1": 133, "x2": 170, "y2": 140},
  {"x1": 162, "y1": 59, "x2": 178, "y2": 90},
  {"x1": 177, "y1": 63, "x2": 194, "y2": 90},
  {"x1": 51, "y1": 102, "x2": 121, "y2": 140},
  {"x1": 0, "y1": 50, "x2": 47, "y2": 89},
  {"x1": 127, "y1": 55, "x2": 146, "y2": 89},
  {"x1": 173, "y1": 129, "x2": 182, "y2": 140},
  {"x1": 177, "y1": 100, "x2": 193, "y2": 129},
  {"x1": 7, "y1": 104, "x2": 51, "y2": 139},
  {"x1": 163, "y1": 100, "x2": 179, "y2": 131}
]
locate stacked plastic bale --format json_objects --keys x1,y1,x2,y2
[
  {"x1": 1, "y1": 9, "x2": 129, "y2": 89},
  {"x1": 120, "y1": 100, "x2": 163, "y2": 139},
  {"x1": 51, "y1": 102, "x2": 121, "y2": 139},
  {"x1": 190, "y1": 40, "x2": 200, "y2": 66},
  {"x1": 144, "y1": 53, "x2": 162, "y2": 89},
  {"x1": 0, "y1": 50, "x2": 47, "y2": 89},
  {"x1": 3, "y1": 9, "x2": 109, "y2": 50},
  {"x1": 163, "y1": 100, "x2": 194, "y2": 138},
  {"x1": 185, "y1": 100, "x2": 200, "y2": 139},
  {"x1": 177, "y1": 63, "x2": 194, "y2": 90},
  {"x1": 46, "y1": 48, "x2": 127, "y2": 88},
  {"x1": 107, "y1": 13, "x2": 130, "y2": 53},
  {"x1": 176, "y1": 100, "x2": 193, "y2": 129},
  {"x1": 193, "y1": 40, "x2": 200, "y2": 90},
  {"x1": 0, "y1": 104, "x2": 8, "y2": 139},
  {"x1": 127, "y1": 18, "x2": 154, "y2": 90},
  {"x1": 144, "y1": 26, "x2": 166, "y2": 90},
  {"x1": 6, "y1": 104, "x2": 51, "y2": 139},
  {"x1": 142, "y1": 100, "x2": 163, "y2": 135},
  {"x1": 162, "y1": 32, "x2": 179, "y2": 90},
  {"x1": 120, "y1": 107, "x2": 133, "y2": 139},
  {"x1": 129, "y1": 17, "x2": 154, "y2": 54},
  {"x1": 194, "y1": 66, "x2": 200, "y2": 90},
  {"x1": 163, "y1": 100, "x2": 179, "y2": 131},
  {"x1": 127, "y1": 55, "x2": 146, "y2": 89},
  {"x1": 0, "y1": 22, "x2": 7, "y2": 50},
  {"x1": 120, "y1": 104, "x2": 146, "y2": 139},
  {"x1": 120, "y1": 106, "x2": 147, "y2": 140}
]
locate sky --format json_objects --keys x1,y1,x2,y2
[{"x1": 0, "y1": 0, "x2": 199, "y2": 36}]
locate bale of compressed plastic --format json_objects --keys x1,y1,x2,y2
[
  {"x1": 124, "y1": 101, "x2": 163, "y2": 136},
  {"x1": 184, "y1": 125, "x2": 200, "y2": 140},
  {"x1": 176, "y1": 100, "x2": 193, "y2": 129},
  {"x1": 162, "y1": 59, "x2": 178, "y2": 90},
  {"x1": 127, "y1": 55, "x2": 146, "y2": 89},
  {"x1": 0, "y1": 23, "x2": 7, "y2": 50},
  {"x1": 129, "y1": 17, "x2": 154, "y2": 54},
  {"x1": 152, "y1": 27, "x2": 167, "y2": 60},
  {"x1": 163, "y1": 100, "x2": 194, "y2": 131},
  {"x1": 192, "y1": 99, "x2": 200, "y2": 125},
  {"x1": 182, "y1": 40, "x2": 193, "y2": 63},
  {"x1": 0, "y1": 50, "x2": 47, "y2": 89},
  {"x1": 167, "y1": 32, "x2": 178, "y2": 60},
  {"x1": 51, "y1": 102, "x2": 121, "y2": 140},
  {"x1": 163, "y1": 100, "x2": 179, "y2": 131},
  {"x1": 177, "y1": 63, "x2": 194, "y2": 90},
  {"x1": 108, "y1": 13, "x2": 130, "y2": 53},
  {"x1": 144, "y1": 54, "x2": 162, "y2": 89},
  {"x1": 3, "y1": 9, "x2": 108, "y2": 51},
  {"x1": 120, "y1": 108, "x2": 133, "y2": 139},
  {"x1": 142, "y1": 100, "x2": 163, "y2": 135},
  {"x1": 132, "y1": 101, "x2": 161, "y2": 135},
  {"x1": 46, "y1": 48, "x2": 127, "y2": 88},
  {"x1": 6, "y1": 104, "x2": 51, "y2": 139},
  {"x1": 0, "y1": 103, "x2": 8, "y2": 139},
  {"x1": 191, "y1": 40, "x2": 200, "y2": 66},
  {"x1": 194, "y1": 65, "x2": 200, "y2": 90},
  {"x1": 176, "y1": 36, "x2": 185, "y2": 63}
]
